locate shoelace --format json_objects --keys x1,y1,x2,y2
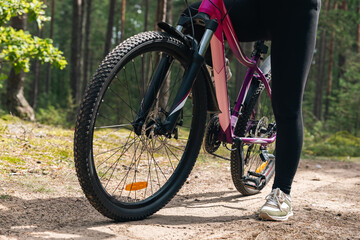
[{"x1": 265, "y1": 189, "x2": 286, "y2": 211}]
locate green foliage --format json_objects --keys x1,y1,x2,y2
[
  {"x1": 304, "y1": 130, "x2": 360, "y2": 157},
  {"x1": 0, "y1": 0, "x2": 67, "y2": 72},
  {"x1": 304, "y1": 0, "x2": 360, "y2": 140},
  {"x1": 327, "y1": 131, "x2": 360, "y2": 146},
  {"x1": 0, "y1": 26, "x2": 67, "y2": 72},
  {"x1": 0, "y1": 72, "x2": 6, "y2": 88},
  {"x1": 36, "y1": 105, "x2": 74, "y2": 128},
  {"x1": 0, "y1": 113, "x2": 20, "y2": 121},
  {"x1": 2, "y1": 156, "x2": 25, "y2": 164},
  {"x1": 320, "y1": 53, "x2": 360, "y2": 136},
  {"x1": 0, "y1": 0, "x2": 49, "y2": 27}
]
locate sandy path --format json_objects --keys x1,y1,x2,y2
[{"x1": 1, "y1": 159, "x2": 359, "y2": 240}]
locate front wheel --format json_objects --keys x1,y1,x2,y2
[{"x1": 74, "y1": 31, "x2": 207, "y2": 221}]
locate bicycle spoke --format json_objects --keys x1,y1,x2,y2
[
  {"x1": 89, "y1": 48, "x2": 196, "y2": 204},
  {"x1": 94, "y1": 124, "x2": 133, "y2": 130},
  {"x1": 112, "y1": 136, "x2": 143, "y2": 198},
  {"x1": 99, "y1": 133, "x2": 137, "y2": 184},
  {"x1": 109, "y1": 78, "x2": 138, "y2": 116},
  {"x1": 163, "y1": 144, "x2": 176, "y2": 171},
  {"x1": 94, "y1": 133, "x2": 140, "y2": 164},
  {"x1": 132, "y1": 59, "x2": 143, "y2": 98},
  {"x1": 74, "y1": 32, "x2": 207, "y2": 221},
  {"x1": 126, "y1": 140, "x2": 147, "y2": 200}
]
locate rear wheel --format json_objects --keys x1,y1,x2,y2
[
  {"x1": 74, "y1": 31, "x2": 207, "y2": 221},
  {"x1": 231, "y1": 62, "x2": 275, "y2": 196}
]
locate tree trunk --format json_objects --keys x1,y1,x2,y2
[
  {"x1": 31, "y1": 25, "x2": 43, "y2": 109},
  {"x1": 45, "y1": 0, "x2": 55, "y2": 94},
  {"x1": 324, "y1": 0, "x2": 337, "y2": 120},
  {"x1": 144, "y1": 0, "x2": 149, "y2": 31},
  {"x1": 31, "y1": 60, "x2": 40, "y2": 109},
  {"x1": 120, "y1": 0, "x2": 126, "y2": 42},
  {"x1": 166, "y1": 0, "x2": 173, "y2": 25},
  {"x1": 141, "y1": 0, "x2": 150, "y2": 97},
  {"x1": 235, "y1": 42, "x2": 253, "y2": 95},
  {"x1": 70, "y1": 0, "x2": 83, "y2": 105},
  {"x1": 82, "y1": 0, "x2": 92, "y2": 94},
  {"x1": 313, "y1": 0, "x2": 332, "y2": 121},
  {"x1": 313, "y1": 33, "x2": 326, "y2": 120},
  {"x1": 357, "y1": 5, "x2": 360, "y2": 53},
  {"x1": 6, "y1": 69, "x2": 35, "y2": 121},
  {"x1": 155, "y1": 0, "x2": 169, "y2": 108},
  {"x1": 5, "y1": 16, "x2": 35, "y2": 120},
  {"x1": 356, "y1": 5, "x2": 360, "y2": 135},
  {"x1": 337, "y1": 1, "x2": 348, "y2": 91},
  {"x1": 104, "y1": 0, "x2": 117, "y2": 56},
  {"x1": 154, "y1": 0, "x2": 167, "y2": 31}
]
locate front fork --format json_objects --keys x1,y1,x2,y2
[
  {"x1": 132, "y1": 54, "x2": 174, "y2": 135},
  {"x1": 133, "y1": 21, "x2": 217, "y2": 137}
]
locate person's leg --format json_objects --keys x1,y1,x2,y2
[
  {"x1": 182, "y1": 0, "x2": 320, "y2": 220},
  {"x1": 185, "y1": 0, "x2": 319, "y2": 194},
  {"x1": 270, "y1": 0, "x2": 320, "y2": 194},
  {"x1": 259, "y1": 0, "x2": 320, "y2": 221}
]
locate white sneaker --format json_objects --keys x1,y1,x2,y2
[{"x1": 259, "y1": 188, "x2": 293, "y2": 221}]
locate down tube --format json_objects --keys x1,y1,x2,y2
[{"x1": 210, "y1": 24, "x2": 232, "y2": 143}]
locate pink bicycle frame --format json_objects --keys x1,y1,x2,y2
[{"x1": 199, "y1": 0, "x2": 272, "y2": 144}]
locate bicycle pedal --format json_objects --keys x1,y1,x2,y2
[
  {"x1": 243, "y1": 173, "x2": 266, "y2": 190},
  {"x1": 244, "y1": 181, "x2": 266, "y2": 190},
  {"x1": 248, "y1": 171, "x2": 265, "y2": 178}
]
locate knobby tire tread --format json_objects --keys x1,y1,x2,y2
[
  {"x1": 74, "y1": 31, "x2": 207, "y2": 221},
  {"x1": 230, "y1": 80, "x2": 263, "y2": 196}
]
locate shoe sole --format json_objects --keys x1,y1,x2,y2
[{"x1": 259, "y1": 211, "x2": 293, "y2": 221}]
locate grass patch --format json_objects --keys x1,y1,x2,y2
[
  {"x1": 0, "y1": 116, "x2": 75, "y2": 180},
  {"x1": 14, "y1": 176, "x2": 54, "y2": 193},
  {"x1": 33, "y1": 186, "x2": 53, "y2": 193},
  {"x1": 0, "y1": 114, "x2": 20, "y2": 122},
  {"x1": 1, "y1": 156, "x2": 25, "y2": 165},
  {"x1": 0, "y1": 195, "x2": 13, "y2": 200},
  {"x1": 47, "y1": 128, "x2": 74, "y2": 138}
]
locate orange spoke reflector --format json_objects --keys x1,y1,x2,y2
[
  {"x1": 256, "y1": 162, "x2": 268, "y2": 173},
  {"x1": 125, "y1": 182, "x2": 148, "y2": 191}
]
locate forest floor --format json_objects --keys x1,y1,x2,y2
[{"x1": 0, "y1": 117, "x2": 360, "y2": 240}]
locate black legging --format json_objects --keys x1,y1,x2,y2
[{"x1": 187, "y1": 0, "x2": 320, "y2": 194}]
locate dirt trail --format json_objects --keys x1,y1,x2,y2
[{"x1": 1, "y1": 159, "x2": 360, "y2": 240}]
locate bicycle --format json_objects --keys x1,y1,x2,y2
[{"x1": 74, "y1": 0, "x2": 275, "y2": 221}]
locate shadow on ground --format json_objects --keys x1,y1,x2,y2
[{"x1": 0, "y1": 190, "x2": 257, "y2": 239}]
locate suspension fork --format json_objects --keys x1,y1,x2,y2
[
  {"x1": 132, "y1": 54, "x2": 174, "y2": 135},
  {"x1": 155, "y1": 20, "x2": 218, "y2": 136},
  {"x1": 133, "y1": 17, "x2": 218, "y2": 137}
]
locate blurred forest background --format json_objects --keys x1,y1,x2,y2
[{"x1": 0, "y1": 0, "x2": 359, "y2": 157}]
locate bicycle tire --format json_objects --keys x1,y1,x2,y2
[
  {"x1": 74, "y1": 31, "x2": 207, "y2": 221},
  {"x1": 230, "y1": 59, "x2": 275, "y2": 196}
]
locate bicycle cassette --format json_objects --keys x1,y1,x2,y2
[{"x1": 204, "y1": 115, "x2": 221, "y2": 153}]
